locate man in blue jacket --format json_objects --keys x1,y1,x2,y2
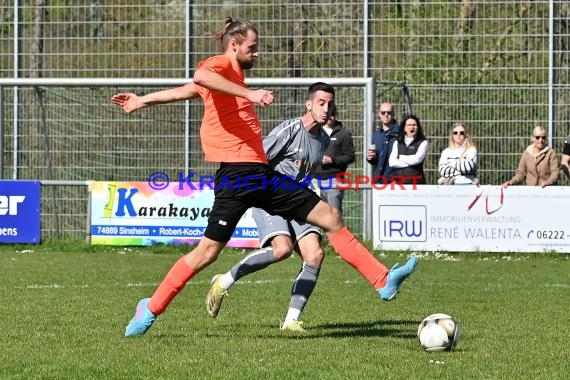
[{"x1": 367, "y1": 102, "x2": 400, "y2": 183}]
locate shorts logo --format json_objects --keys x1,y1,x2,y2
[{"x1": 218, "y1": 220, "x2": 227, "y2": 226}]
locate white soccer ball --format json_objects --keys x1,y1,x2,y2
[{"x1": 417, "y1": 313, "x2": 461, "y2": 352}]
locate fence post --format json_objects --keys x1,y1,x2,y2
[
  {"x1": 363, "y1": 78, "x2": 376, "y2": 241},
  {"x1": 548, "y1": 0, "x2": 554, "y2": 144},
  {"x1": 86, "y1": 182, "x2": 92, "y2": 244}
]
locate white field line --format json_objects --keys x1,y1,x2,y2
[
  {"x1": 1, "y1": 278, "x2": 567, "y2": 291},
  {"x1": 0, "y1": 278, "x2": 327, "y2": 291}
]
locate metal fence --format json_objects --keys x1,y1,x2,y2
[
  {"x1": 1, "y1": 1, "x2": 570, "y2": 238},
  {"x1": 0, "y1": 78, "x2": 401, "y2": 239}
]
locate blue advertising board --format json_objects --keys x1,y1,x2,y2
[{"x1": 0, "y1": 181, "x2": 41, "y2": 243}]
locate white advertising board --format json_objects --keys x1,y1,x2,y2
[{"x1": 372, "y1": 185, "x2": 570, "y2": 252}]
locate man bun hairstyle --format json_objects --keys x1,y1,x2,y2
[{"x1": 213, "y1": 17, "x2": 258, "y2": 51}]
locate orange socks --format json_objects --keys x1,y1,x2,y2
[
  {"x1": 328, "y1": 226, "x2": 389, "y2": 290},
  {"x1": 148, "y1": 256, "x2": 196, "y2": 316},
  {"x1": 146, "y1": 228, "x2": 385, "y2": 315}
]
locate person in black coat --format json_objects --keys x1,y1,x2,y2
[{"x1": 313, "y1": 105, "x2": 355, "y2": 213}]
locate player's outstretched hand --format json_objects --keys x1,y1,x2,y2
[
  {"x1": 111, "y1": 93, "x2": 142, "y2": 113},
  {"x1": 249, "y1": 89, "x2": 274, "y2": 107}
]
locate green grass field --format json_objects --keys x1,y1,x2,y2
[{"x1": 1, "y1": 243, "x2": 568, "y2": 379}]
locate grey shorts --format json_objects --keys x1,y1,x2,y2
[{"x1": 252, "y1": 207, "x2": 322, "y2": 247}]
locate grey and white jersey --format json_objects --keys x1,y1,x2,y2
[{"x1": 263, "y1": 117, "x2": 330, "y2": 182}]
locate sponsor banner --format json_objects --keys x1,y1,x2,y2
[
  {"x1": 373, "y1": 185, "x2": 570, "y2": 253},
  {"x1": 0, "y1": 181, "x2": 41, "y2": 243},
  {"x1": 89, "y1": 181, "x2": 259, "y2": 247}
]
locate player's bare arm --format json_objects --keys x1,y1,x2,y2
[
  {"x1": 193, "y1": 67, "x2": 274, "y2": 107},
  {"x1": 111, "y1": 83, "x2": 200, "y2": 113}
]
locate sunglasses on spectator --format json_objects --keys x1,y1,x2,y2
[
  {"x1": 380, "y1": 111, "x2": 393, "y2": 115},
  {"x1": 453, "y1": 130, "x2": 465, "y2": 136},
  {"x1": 534, "y1": 135, "x2": 547, "y2": 140}
]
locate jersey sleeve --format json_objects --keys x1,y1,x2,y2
[
  {"x1": 196, "y1": 55, "x2": 232, "y2": 74},
  {"x1": 263, "y1": 120, "x2": 295, "y2": 162},
  {"x1": 195, "y1": 56, "x2": 233, "y2": 97}
]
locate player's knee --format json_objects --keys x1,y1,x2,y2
[
  {"x1": 185, "y1": 248, "x2": 219, "y2": 271},
  {"x1": 328, "y1": 206, "x2": 343, "y2": 227},
  {"x1": 304, "y1": 247, "x2": 325, "y2": 266},
  {"x1": 331, "y1": 205, "x2": 341, "y2": 220},
  {"x1": 271, "y1": 242, "x2": 294, "y2": 261},
  {"x1": 199, "y1": 249, "x2": 221, "y2": 266}
]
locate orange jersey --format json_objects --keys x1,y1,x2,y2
[{"x1": 195, "y1": 55, "x2": 268, "y2": 164}]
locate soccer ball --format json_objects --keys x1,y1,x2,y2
[{"x1": 417, "y1": 313, "x2": 461, "y2": 352}]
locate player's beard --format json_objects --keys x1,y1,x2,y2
[
  {"x1": 238, "y1": 55, "x2": 255, "y2": 70},
  {"x1": 240, "y1": 61, "x2": 254, "y2": 70}
]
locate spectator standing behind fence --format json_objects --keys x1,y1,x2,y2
[
  {"x1": 388, "y1": 115, "x2": 428, "y2": 184},
  {"x1": 437, "y1": 122, "x2": 479, "y2": 185},
  {"x1": 502, "y1": 126, "x2": 559, "y2": 188},
  {"x1": 367, "y1": 102, "x2": 399, "y2": 184},
  {"x1": 561, "y1": 134, "x2": 570, "y2": 179},
  {"x1": 312, "y1": 105, "x2": 355, "y2": 214}
]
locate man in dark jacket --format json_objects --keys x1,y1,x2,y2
[
  {"x1": 367, "y1": 102, "x2": 399, "y2": 183},
  {"x1": 313, "y1": 105, "x2": 355, "y2": 213}
]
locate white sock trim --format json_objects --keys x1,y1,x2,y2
[
  {"x1": 283, "y1": 308, "x2": 302, "y2": 326},
  {"x1": 219, "y1": 272, "x2": 235, "y2": 289}
]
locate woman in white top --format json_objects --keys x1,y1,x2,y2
[
  {"x1": 437, "y1": 122, "x2": 478, "y2": 185},
  {"x1": 388, "y1": 114, "x2": 429, "y2": 184}
]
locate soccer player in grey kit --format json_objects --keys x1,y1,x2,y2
[{"x1": 206, "y1": 82, "x2": 333, "y2": 331}]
